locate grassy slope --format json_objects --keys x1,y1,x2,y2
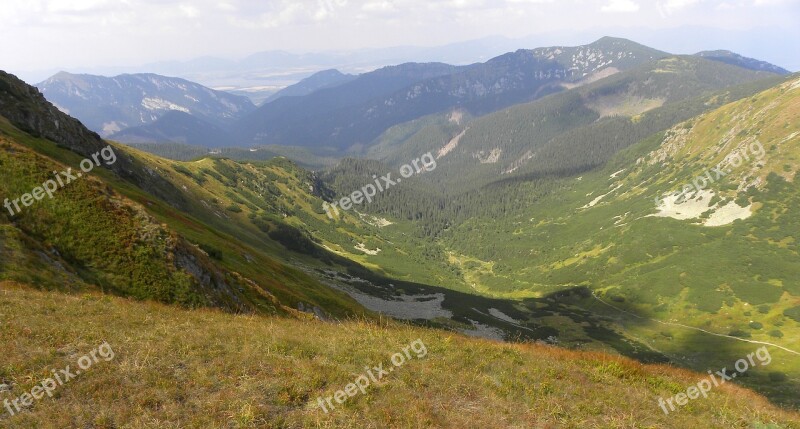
[
  {"x1": 1, "y1": 282, "x2": 798, "y2": 429},
  {"x1": 0, "y1": 116, "x2": 366, "y2": 320}
]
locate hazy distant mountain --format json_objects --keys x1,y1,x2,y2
[
  {"x1": 263, "y1": 69, "x2": 356, "y2": 104},
  {"x1": 235, "y1": 62, "x2": 465, "y2": 151},
  {"x1": 36, "y1": 72, "x2": 255, "y2": 136},
  {"x1": 54, "y1": 38, "x2": 789, "y2": 155},
  {"x1": 236, "y1": 37, "x2": 669, "y2": 152},
  {"x1": 695, "y1": 50, "x2": 790, "y2": 75},
  {"x1": 110, "y1": 110, "x2": 235, "y2": 147},
  {"x1": 367, "y1": 55, "x2": 785, "y2": 192}
]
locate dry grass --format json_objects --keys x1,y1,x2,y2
[{"x1": 1, "y1": 282, "x2": 798, "y2": 428}]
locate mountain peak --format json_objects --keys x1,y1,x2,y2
[{"x1": 591, "y1": 36, "x2": 637, "y2": 45}]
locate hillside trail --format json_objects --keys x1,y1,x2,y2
[{"x1": 591, "y1": 292, "x2": 800, "y2": 357}]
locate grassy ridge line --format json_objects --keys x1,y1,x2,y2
[{"x1": 1, "y1": 282, "x2": 798, "y2": 428}]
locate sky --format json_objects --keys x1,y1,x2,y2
[{"x1": 2, "y1": 0, "x2": 799, "y2": 81}]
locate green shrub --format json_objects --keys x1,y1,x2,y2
[
  {"x1": 728, "y1": 329, "x2": 751, "y2": 338},
  {"x1": 784, "y1": 306, "x2": 800, "y2": 323},
  {"x1": 199, "y1": 243, "x2": 223, "y2": 260},
  {"x1": 768, "y1": 372, "x2": 787, "y2": 382}
]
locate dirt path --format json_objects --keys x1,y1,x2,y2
[{"x1": 591, "y1": 292, "x2": 800, "y2": 356}]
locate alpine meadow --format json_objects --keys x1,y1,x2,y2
[{"x1": 1, "y1": 1, "x2": 799, "y2": 428}]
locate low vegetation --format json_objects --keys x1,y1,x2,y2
[{"x1": 1, "y1": 283, "x2": 798, "y2": 428}]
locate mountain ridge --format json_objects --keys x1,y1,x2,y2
[
  {"x1": 36, "y1": 71, "x2": 255, "y2": 137},
  {"x1": 236, "y1": 37, "x2": 670, "y2": 152}
]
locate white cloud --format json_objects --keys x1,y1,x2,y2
[
  {"x1": 216, "y1": 2, "x2": 236, "y2": 12},
  {"x1": 437, "y1": 0, "x2": 488, "y2": 10},
  {"x1": 47, "y1": 0, "x2": 112, "y2": 13},
  {"x1": 362, "y1": 1, "x2": 397, "y2": 13},
  {"x1": 179, "y1": 4, "x2": 199, "y2": 18},
  {"x1": 1, "y1": 0, "x2": 797, "y2": 76},
  {"x1": 657, "y1": 0, "x2": 702, "y2": 16},
  {"x1": 602, "y1": 0, "x2": 640, "y2": 12}
]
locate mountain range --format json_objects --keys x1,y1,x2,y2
[{"x1": 34, "y1": 37, "x2": 791, "y2": 159}]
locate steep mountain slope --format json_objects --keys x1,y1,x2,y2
[
  {"x1": 236, "y1": 37, "x2": 668, "y2": 152},
  {"x1": 0, "y1": 71, "x2": 193, "y2": 209},
  {"x1": 235, "y1": 62, "x2": 464, "y2": 152},
  {"x1": 109, "y1": 110, "x2": 235, "y2": 147},
  {"x1": 36, "y1": 72, "x2": 255, "y2": 136},
  {"x1": 696, "y1": 50, "x2": 791, "y2": 75},
  {"x1": 263, "y1": 69, "x2": 357, "y2": 104}
]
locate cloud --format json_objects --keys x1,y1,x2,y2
[
  {"x1": 361, "y1": 1, "x2": 397, "y2": 14},
  {"x1": 657, "y1": 0, "x2": 702, "y2": 16},
  {"x1": 179, "y1": 4, "x2": 199, "y2": 18},
  {"x1": 437, "y1": 0, "x2": 489, "y2": 10},
  {"x1": 753, "y1": 0, "x2": 786, "y2": 5},
  {"x1": 2, "y1": 0, "x2": 797, "y2": 76},
  {"x1": 601, "y1": 0, "x2": 640, "y2": 12},
  {"x1": 47, "y1": 0, "x2": 113, "y2": 14}
]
